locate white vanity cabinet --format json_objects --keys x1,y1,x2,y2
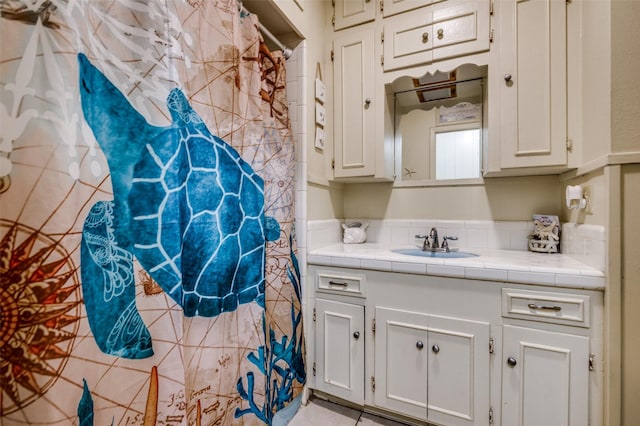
[
  {"x1": 314, "y1": 298, "x2": 365, "y2": 404},
  {"x1": 375, "y1": 307, "x2": 490, "y2": 425},
  {"x1": 501, "y1": 325, "x2": 589, "y2": 426},
  {"x1": 313, "y1": 270, "x2": 367, "y2": 404},
  {"x1": 500, "y1": 288, "x2": 594, "y2": 425},
  {"x1": 495, "y1": 0, "x2": 568, "y2": 171},
  {"x1": 308, "y1": 262, "x2": 604, "y2": 426}
]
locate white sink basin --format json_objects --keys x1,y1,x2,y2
[{"x1": 393, "y1": 248, "x2": 478, "y2": 259}]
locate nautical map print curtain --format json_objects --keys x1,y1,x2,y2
[{"x1": 0, "y1": 1, "x2": 305, "y2": 424}]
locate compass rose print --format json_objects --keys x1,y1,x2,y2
[{"x1": 0, "y1": 220, "x2": 81, "y2": 415}]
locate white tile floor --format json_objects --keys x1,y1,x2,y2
[{"x1": 288, "y1": 397, "x2": 411, "y2": 426}]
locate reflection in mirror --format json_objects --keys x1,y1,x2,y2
[{"x1": 393, "y1": 64, "x2": 487, "y2": 183}]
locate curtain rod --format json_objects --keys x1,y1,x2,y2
[{"x1": 238, "y1": 2, "x2": 293, "y2": 59}]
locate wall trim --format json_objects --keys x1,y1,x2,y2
[
  {"x1": 308, "y1": 174, "x2": 344, "y2": 188},
  {"x1": 561, "y1": 151, "x2": 640, "y2": 181}
]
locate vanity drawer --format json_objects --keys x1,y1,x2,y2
[
  {"x1": 501, "y1": 288, "x2": 590, "y2": 328},
  {"x1": 317, "y1": 271, "x2": 365, "y2": 297}
]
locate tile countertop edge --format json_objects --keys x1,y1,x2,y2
[{"x1": 307, "y1": 244, "x2": 606, "y2": 291}]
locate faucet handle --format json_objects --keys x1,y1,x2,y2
[
  {"x1": 441, "y1": 236, "x2": 458, "y2": 252},
  {"x1": 415, "y1": 234, "x2": 431, "y2": 249}
]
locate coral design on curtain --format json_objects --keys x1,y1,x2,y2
[{"x1": 0, "y1": 1, "x2": 304, "y2": 424}]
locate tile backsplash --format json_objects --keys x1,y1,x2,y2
[
  {"x1": 307, "y1": 219, "x2": 606, "y2": 272},
  {"x1": 560, "y1": 223, "x2": 606, "y2": 272}
]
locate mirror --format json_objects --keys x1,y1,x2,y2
[{"x1": 392, "y1": 64, "x2": 487, "y2": 183}]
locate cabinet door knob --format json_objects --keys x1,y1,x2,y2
[
  {"x1": 422, "y1": 32, "x2": 429, "y2": 43},
  {"x1": 416, "y1": 341, "x2": 424, "y2": 350},
  {"x1": 504, "y1": 73, "x2": 513, "y2": 82},
  {"x1": 353, "y1": 331, "x2": 360, "y2": 339},
  {"x1": 437, "y1": 28, "x2": 444, "y2": 40},
  {"x1": 507, "y1": 356, "x2": 517, "y2": 367},
  {"x1": 364, "y1": 98, "x2": 371, "y2": 107},
  {"x1": 432, "y1": 344, "x2": 440, "y2": 354}
]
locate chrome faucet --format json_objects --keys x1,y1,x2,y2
[
  {"x1": 415, "y1": 227, "x2": 439, "y2": 250},
  {"x1": 428, "y1": 227, "x2": 439, "y2": 249},
  {"x1": 415, "y1": 227, "x2": 458, "y2": 252}
]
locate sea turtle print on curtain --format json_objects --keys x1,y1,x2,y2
[
  {"x1": 0, "y1": 0, "x2": 304, "y2": 424},
  {"x1": 78, "y1": 52, "x2": 281, "y2": 357}
]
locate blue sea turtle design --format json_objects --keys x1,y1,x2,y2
[{"x1": 77, "y1": 53, "x2": 279, "y2": 357}]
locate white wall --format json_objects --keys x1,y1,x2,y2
[
  {"x1": 342, "y1": 175, "x2": 562, "y2": 221},
  {"x1": 622, "y1": 164, "x2": 640, "y2": 425},
  {"x1": 611, "y1": 1, "x2": 640, "y2": 154}
]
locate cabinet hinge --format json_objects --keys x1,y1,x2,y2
[
  {"x1": 489, "y1": 337, "x2": 495, "y2": 354},
  {"x1": 489, "y1": 1, "x2": 494, "y2": 15},
  {"x1": 371, "y1": 376, "x2": 376, "y2": 392},
  {"x1": 489, "y1": 29, "x2": 494, "y2": 43},
  {"x1": 372, "y1": 318, "x2": 376, "y2": 334},
  {"x1": 380, "y1": 0, "x2": 384, "y2": 13},
  {"x1": 330, "y1": 50, "x2": 334, "y2": 62},
  {"x1": 489, "y1": 406, "x2": 494, "y2": 425},
  {"x1": 313, "y1": 307, "x2": 316, "y2": 322},
  {"x1": 313, "y1": 362, "x2": 317, "y2": 377},
  {"x1": 331, "y1": 159, "x2": 335, "y2": 169},
  {"x1": 380, "y1": 55, "x2": 384, "y2": 67},
  {"x1": 381, "y1": 31, "x2": 384, "y2": 43},
  {"x1": 331, "y1": 0, "x2": 335, "y2": 25},
  {"x1": 589, "y1": 354, "x2": 595, "y2": 371},
  {"x1": 566, "y1": 137, "x2": 573, "y2": 151}
]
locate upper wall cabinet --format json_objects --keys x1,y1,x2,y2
[
  {"x1": 496, "y1": 0, "x2": 568, "y2": 170},
  {"x1": 334, "y1": 0, "x2": 376, "y2": 30},
  {"x1": 333, "y1": 24, "x2": 377, "y2": 178},
  {"x1": 330, "y1": 0, "x2": 491, "y2": 182},
  {"x1": 383, "y1": 0, "x2": 490, "y2": 72}
]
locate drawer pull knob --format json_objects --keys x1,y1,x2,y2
[
  {"x1": 328, "y1": 280, "x2": 348, "y2": 287},
  {"x1": 507, "y1": 357, "x2": 517, "y2": 367},
  {"x1": 527, "y1": 303, "x2": 562, "y2": 312},
  {"x1": 416, "y1": 341, "x2": 424, "y2": 350},
  {"x1": 422, "y1": 32, "x2": 429, "y2": 43},
  {"x1": 353, "y1": 331, "x2": 360, "y2": 339},
  {"x1": 432, "y1": 344, "x2": 440, "y2": 354}
]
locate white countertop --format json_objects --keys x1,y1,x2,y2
[{"x1": 308, "y1": 243, "x2": 605, "y2": 290}]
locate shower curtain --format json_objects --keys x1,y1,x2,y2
[{"x1": 0, "y1": 1, "x2": 305, "y2": 424}]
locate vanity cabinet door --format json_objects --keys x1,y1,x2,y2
[
  {"x1": 334, "y1": 0, "x2": 376, "y2": 30},
  {"x1": 502, "y1": 325, "x2": 589, "y2": 426},
  {"x1": 315, "y1": 299, "x2": 365, "y2": 404},
  {"x1": 375, "y1": 308, "x2": 490, "y2": 425},
  {"x1": 427, "y1": 315, "x2": 490, "y2": 426},
  {"x1": 374, "y1": 307, "x2": 430, "y2": 420},
  {"x1": 498, "y1": 0, "x2": 568, "y2": 169},
  {"x1": 333, "y1": 24, "x2": 376, "y2": 178}
]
